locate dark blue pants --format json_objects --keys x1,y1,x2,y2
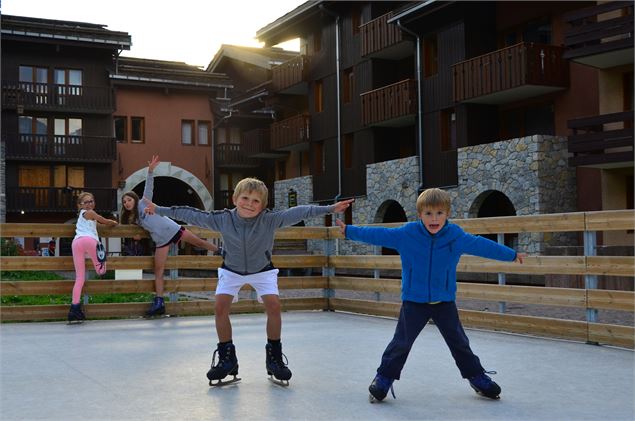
[{"x1": 377, "y1": 301, "x2": 484, "y2": 380}]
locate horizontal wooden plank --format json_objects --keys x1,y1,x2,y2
[
  {"x1": 455, "y1": 213, "x2": 586, "y2": 234},
  {"x1": 585, "y1": 209, "x2": 635, "y2": 231},
  {"x1": 587, "y1": 290, "x2": 635, "y2": 312},
  {"x1": 330, "y1": 298, "x2": 401, "y2": 318},
  {"x1": 585, "y1": 256, "x2": 635, "y2": 277},
  {"x1": 457, "y1": 283, "x2": 587, "y2": 308},
  {"x1": 329, "y1": 276, "x2": 401, "y2": 294},
  {"x1": 458, "y1": 256, "x2": 588, "y2": 275},
  {"x1": 329, "y1": 255, "x2": 401, "y2": 270},
  {"x1": 0, "y1": 276, "x2": 328, "y2": 296},
  {"x1": 587, "y1": 323, "x2": 634, "y2": 349}
]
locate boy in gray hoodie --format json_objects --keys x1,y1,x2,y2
[{"x1": 145, "y1": 177, "x2": 353, "y2": 386}]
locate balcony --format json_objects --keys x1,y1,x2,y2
[
  {"x1": 361, "y1": 79, "x2": 416, "y2": 127},
  {"x1": 563, "y1": 1, "x2": 634, "y2": 68},
  {"x1": 567, "y1": 111, "x2": 634, "y2": 167},
  {"x1": 272, "y1": 55, "x2": 308, "y2": 94},
  {"x1": 6, "y1": 187, "x2": 117, "y2": 213},
  {"x1": 270, "y1": 114, "x2": 310, "y2": 151},
  {"x1": 5, "y1": 134, "x2": 116, "y2": 162},
  {"x1": 360, "y1": 11, "x2": 412, "y2": 60},
  {"x1": 214, "y1": 143, "x2": 258, "y2": 168},
  {"x1": 242, "y1": 128, "x2": 287, "y2": 159},
  {"x1": 2, "y1": 82, "x2": 114, "y2": 113},
  {"x1": 453, "y1": 42, "x2": 568, "y2": 104}
]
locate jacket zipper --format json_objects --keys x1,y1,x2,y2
[{"x1": 427, "y1": 237, "x2": 435, "y2": 302}]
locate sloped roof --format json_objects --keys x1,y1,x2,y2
[
  {"x1": 206, "y1": 44, "x2": 298, "y2": 73},
  {"x1": 112, "y1": 56, "x2": 232, "y2": 89},
  {"x1": 0, "y1": 14, "x2": 131, "y2": 49}
]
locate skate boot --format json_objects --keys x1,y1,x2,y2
[
  {"x1": 145, "y1": 296, "x2": 165, "y2": 317},
  {"x1": 265, "y1": 342, "x2": 292, "y2": 386},
  {"x1": 207, "y1": 342, "x2": 240, "y2": 386},
  {"x1": 67, "y1": 303, "x2": 85, "y2": 324},
  {"x1": 368, "y1": 373, "x2": 396, "y2": 403},
  {"x1": 468, "y1": 372, "x2": 501, "y2": 399}
]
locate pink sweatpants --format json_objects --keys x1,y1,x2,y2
[{"x1": 71, "y1": 236, "x2": 106, "y2": 304}]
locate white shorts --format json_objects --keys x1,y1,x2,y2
[{"x1": 216, "y1": 267, "x2": 280, "y2": 303}]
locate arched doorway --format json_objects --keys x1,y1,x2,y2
[
  {"x1": 473, "y1": 190, "x2": 517, "y2": 248},
  {"x1": 377, "y1": 200, "x2": 407, "y2": 255}
]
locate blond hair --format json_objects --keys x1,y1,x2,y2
[
  {"x1": 416, "y1": 188, "x2": 451, "y2": 214},
  {"x1": 76, "y1": 192, "x2": 94, "y2": 209},
  {"x1": 232, "y1": 177, "x2": 268, "y2": 209}
]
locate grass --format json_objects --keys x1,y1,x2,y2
[{"x1": 0, "y1": 270, "x2": 153, "y2": 305}]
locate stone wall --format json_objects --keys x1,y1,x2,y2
[{"x1": 0, "y1": 141, "x2": 5, "y2": 223}]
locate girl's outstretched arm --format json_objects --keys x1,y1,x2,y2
[{"x1": 84, "y1": 209, "x2": 118, "y2": 226}]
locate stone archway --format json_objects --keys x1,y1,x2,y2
[
  {"x1": 469, "y1": 190, "x2": 518, "y2": 248},
  {"x1": 375, "y1": 199, "x2": 407, "y2": 255}
]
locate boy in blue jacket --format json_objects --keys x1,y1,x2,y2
[{"x1": 336, "y1": 188, "x2": 526, "y2": 402}]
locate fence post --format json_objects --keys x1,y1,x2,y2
[
  {"x1": 497, "y1": 233, "x2": 506, "y2": 313},
  {"x1": 374, "y1": 245, "x2": 381, "y2": 302},
  {"x1": 322, "y1": 229, "x2": 335, "y2": 304},
  {"x1": 168, "y1": 243, "x2": 178, "y2": 303},
  {"x1": 584, "y1": 230, "x2": 598, "y2": 323}
]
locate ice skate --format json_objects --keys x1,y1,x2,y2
[
  {"x1": 368, "y1": 373, "x2": 395, "y2": 403},
  {"x1": 207, "y1": 342, "x2": 240, "y2": 386},
  {"x1": 265, "y1": 342, "x2": 292, "y2": 386},
  {"x1": 145, "y1": 296, "x2": 166, "y2": 317},
  {"x1": 468, "y1": 372, "x2": 501, "y2": 399},
  {"x1": 67, "y1": 303, "x2": 85, "y2": 324}
]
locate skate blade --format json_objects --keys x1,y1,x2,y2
[
  {"x1": 67, "y1": 320, "x2": 85, "y2": 325},
  {"x1": 368, "y1": 394, "x2": 382, "y2": 403},
  {"x1": 209, "y1": 375, "x2": 241, "y2": 387},
  {"x1": 470, "y1": 385, "x2": 500, "y2": 400},
  {"x1": 268, "y1": 376, "x2": 290, "y2": 387}
]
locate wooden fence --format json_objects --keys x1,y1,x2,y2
[{"x1": 1, "y1": 210, "x2": 633, "y2": 348}]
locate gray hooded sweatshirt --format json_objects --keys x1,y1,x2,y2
[
  {"x1": 154, "y1": 204, "x2": 336, "y2": 274},
  {"x1": 137, "y1": 170, "x2": 181, "y2": 247}
]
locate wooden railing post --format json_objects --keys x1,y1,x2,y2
[
  {"x1": 322, "y1": 230, "x2": 336, "y2": 302},
  {"x1": 497, "y1": 233, "x2": 507, "y2": 313},
  {"x1": 584, "y1": 230, "x2": 598, "y2": 324},
  {"x1": 168, "y1": 243, "x2": 179, "y2": 302}
]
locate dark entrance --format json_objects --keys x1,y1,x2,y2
[{"x1": 381, "y1": 200, "x2": 407, "y2": 255}]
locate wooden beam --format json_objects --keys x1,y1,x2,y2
[
  {"x1": 587, "y1": 290, "x2": 635, "y2": 312},
  {"x1": 587, "y1": 322, "x2": 635, "y2": 348},
  {"x1": 585, "y1": 209, "x2": 635, "y2": 231}
]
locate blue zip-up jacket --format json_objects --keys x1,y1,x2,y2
[
  {"x1": 155, "y1": 204, "x2": 336, "y2": 275},
  {"x1": 137, "y1": 170, "x2": 181, "y2": 246},
  {"x1": 345, "y1": 220, "x2": 517, "y2": 303}
]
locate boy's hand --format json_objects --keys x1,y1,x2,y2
[
  {"x1": 335, "y1": 219, "x2": 347, "y2": 236},
  {"x1": 148, "y1": 155, "x2": 160, "y2": 172},
  {"x1": 514, "y1": 252, "x2": 527, "y2": 264},
  {"x1": 143, "y1": 197, "x2": 157, "y2": 215},
  {"x1": 333, "y1": 198, "x2": 354, "y2": 213}
]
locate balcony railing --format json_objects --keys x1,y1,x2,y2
[
  {"x1": 272, "y1": 55, "x2": 308, "y2": 93},
  {"x1": 242, "y1": 128, "x2": 287, "y2": 159},
  {"x1": 5, "y1": 134, "x2": 116, "y2": 162},
  {"x1": 360, "y1": 11, "x2": 411, "y2": 59},
  {"x1": 453, "y1": 42, "x2": 568, "y2": 104},
  {"x1": 567, "y1": 110, "x2": 634, "y2": 167},
  {"x1": 270, "y1": 114, "x2": 310, "y2": 151},
  {"x1": 563, "y1": 1, "x2": 634, "y2": 68},
  {"x1": 6, "y1": 187, "x2": 117, "y2": 213},
  {"x1": 361, "y1": 79, "x2": 416, "y2": 127},
  {"x1": 2, "y1": 81, "x2": 115, "y2": 113},
  {"x1": 215, "y1": 143, "x2": 258, "y2": 168}
]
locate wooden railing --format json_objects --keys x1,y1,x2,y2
[
  {"x1": 272, "y1": 55, "x2": 308, "y2": 92},
  {"x1": 4, "y1": 134, "x2": 116, "y2": 162},
  {"x1": 361, "y1": 79, "x2": 416, "y2": 126},
  {"x1": 5, "y1": 187, "x2": 117, "y2": 213},
  {"x1": 452, "y1": 42, "x2": 568, "y2": 103},
  {"x1": 563, "y1": 1, "x2": 634, "y2": 63},
  {"x1": 1, "y1": 81, "x2": 115, "y2": 113},
  {"x1": 1, "y1": 210, "x2": 633, "y2": 348},
  {"x1": 360, "y1": 11, "x2": 405, "y2": 57},
  {"x1": 568, "y1": 110, "x2": 634, "y2": 166},
  {"x1": 270, "y1": 114, "x2": 310, "y2": 151},
  {"x1": 214, "y1": 143, "x2": 257, "y2": 168}
]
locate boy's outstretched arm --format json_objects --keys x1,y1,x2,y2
[
  {"x1": 333, "y1": 199, "x2": 354, "y2": 213},
  {"x1": 514, "y1": 252, "x2": 527, "y2": 264}
]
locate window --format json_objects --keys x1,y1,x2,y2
[
  {"x1": 19, "y1": 65, "x2": 48, "y2": 104},
  {"x1": 500, "y1": 104, "x2": 554, "y2": 139},
  {"x1": 500, "y1": 18, "x2": 551, "y2": 48},
  {"x1": 54, "y1": 118, "x2": 82, "y2": 155},
  {"x1": 423, "y1": 35, "x2": 438, "y2": 78},
  {"x1": 131, "y1": 117, "x2": 145, "y2": 143},
  {"x1": 182, "y1": 120, "x2": 194, "y2": 145},
  {"x1": 343, "y1": 134, "x2": 353, "y2": 169},
  {"x1": 342, "y1": 68, "x2": 354, "y2": 104},
  {"x1": 440, "y1": 109, "x2": 457, "y2": 151},
  {"x1": 19, "y1": 116, "x2": 47, "y2": 154},
  {"x1": 198, "y1": 121, "x2": 210, "y2": 145},
  {"x1": 315, "y1": 80, "x2": 324, "y2": 113},
  {"x1": 314, "y1": 29, "x2": 322, "y2": 53},
  {"x1": 54, "y1": 68, "x2": 83, "y2": 102},
  {"x1": 114, "y1": 116, "x2": 127, "y2": 142}
]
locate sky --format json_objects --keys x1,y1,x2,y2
[{"x1": 1, "y1": 0, "x2": 306, "y2": 67}]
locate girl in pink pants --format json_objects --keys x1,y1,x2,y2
[{"x1": 68, "y1": 192, "x2": 118, "y2": 323}]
